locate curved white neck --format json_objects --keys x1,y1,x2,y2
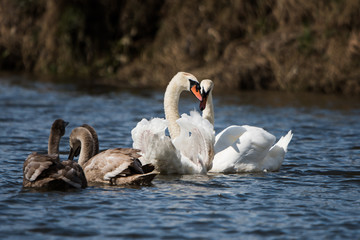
[
  {"x1": 164, "y1": 80, "x2": 182, "y2": 139},
  {"x1": 202, "y1": 92, "x2": 214, "y2": 125}
]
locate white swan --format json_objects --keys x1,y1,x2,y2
[
  {"x1": 131, "y1": 72, "x2": 215, "y2": 174},
  {"x1": 200, "y1": 79, "x2": 293, "y2": 173}
]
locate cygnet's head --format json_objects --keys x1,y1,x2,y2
[
  {"x1": 68, "y1": 127, "x2": 93, "y2": 160},
  {"x1": 51, "y1": 119, "x2": 69, "y2": 137}
]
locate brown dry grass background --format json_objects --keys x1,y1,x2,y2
[{"x1": 0, "y1": 0, "x2": 360, "y2": 94}]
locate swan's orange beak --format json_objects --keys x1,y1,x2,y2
[{"x1": 191, "y1": 85, "x2": 203, "y2": 101}]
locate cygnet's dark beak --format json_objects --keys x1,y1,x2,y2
[
  {"x1": 68, "y1": 146, "x2": 80, "y2": 160},
  {"x1": 199, "y1": 89, "x2": 209, "y2": 111}
]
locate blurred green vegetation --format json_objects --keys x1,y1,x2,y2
[{"x1": 0, "y1": 0, "x2": 359, "y2": 94}]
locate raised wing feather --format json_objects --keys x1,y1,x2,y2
[
  {"x1": 174, "y1": 111, "x2": 215, "y2": 173},
  {"x1": 132, "y1": 117, "x2": 182, "y2": 174},
  {"x1": 214, "y1": 125, "x2": 247, "y2": 154},
  {"x1": 234, "y1": 126, "x2": 276, "y2": 163},
  {"x1": 132, "y1": 118, "x2": 168, "y2": 156}
]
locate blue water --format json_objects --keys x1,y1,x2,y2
[{"x1": 0, "y1": 75, "x2": 360, "y2": 239}]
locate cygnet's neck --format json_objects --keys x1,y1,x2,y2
[
  {"x1": 81, "y1": 124, "x2": 99, "y2": 155},
  {"x1": 48, "y1": 130, "x2": 61, "y2": 155},
  {"x1": 77, "y1": 131, "x2": 94, "y2": 167},
  {"x1": 164, "y1": 80, "x2": 182, "y2": 139},
  {"x1": 203, "y1": 91, "x2": 214, "y2": 125}
]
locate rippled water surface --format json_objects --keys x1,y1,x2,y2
[{"x1": 1, "y1": 76, "x2": 360, "y2": 239}]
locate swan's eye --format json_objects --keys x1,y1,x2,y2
[
  {"x1": 189, "y1": 79, "x2": 200, "y2": 90},
  {"x1": 189, "y1": 80, "x2": 202, "y2": 101}
]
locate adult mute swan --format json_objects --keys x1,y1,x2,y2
[
  {"x1": 23, "y1": 119, "x2": 87, "y2": 189},
  {"x1": 199, "y1": 79, "x2": 293, "y2": 173},
  {"x1": 68, "y1": 126, "x2": 157, "y2": 185},
  {"x1": 131, "y1": 72, "x2": 215, "y2": 174}
]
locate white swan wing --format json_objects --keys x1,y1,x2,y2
[
  {"x1": 131, "y1": 118, "x2": 168, "y2": 156},
  {"x1": 214, "y1": 125, "x2": 248, "y2": 153},
  {"x1": 235, "y1": 126, "x2": 276, "y2": 163},
  {"x1": 173, "y1": 111, "x2": 215, "y2": 173},
  {"x1": 131, "y1": 117, "x2": 182, "y2": 174},
  {"x1": 211, "y1": 125, "x2": 276, "y2": 173}
]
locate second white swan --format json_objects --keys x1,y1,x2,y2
[{"x1": 200, "y1": 79, "x2": 293, "y2": 173}]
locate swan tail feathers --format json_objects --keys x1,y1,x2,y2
[
  {"x1": 263, "y1": 130, "x2": 292, "y2": 171},
  {"x1": 275, "y1": 130, "x2": 293, "y2": 152}
]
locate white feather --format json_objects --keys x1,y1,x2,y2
[{"x1": 132, "y1": 111, "x2": 214, "y2": 174}]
